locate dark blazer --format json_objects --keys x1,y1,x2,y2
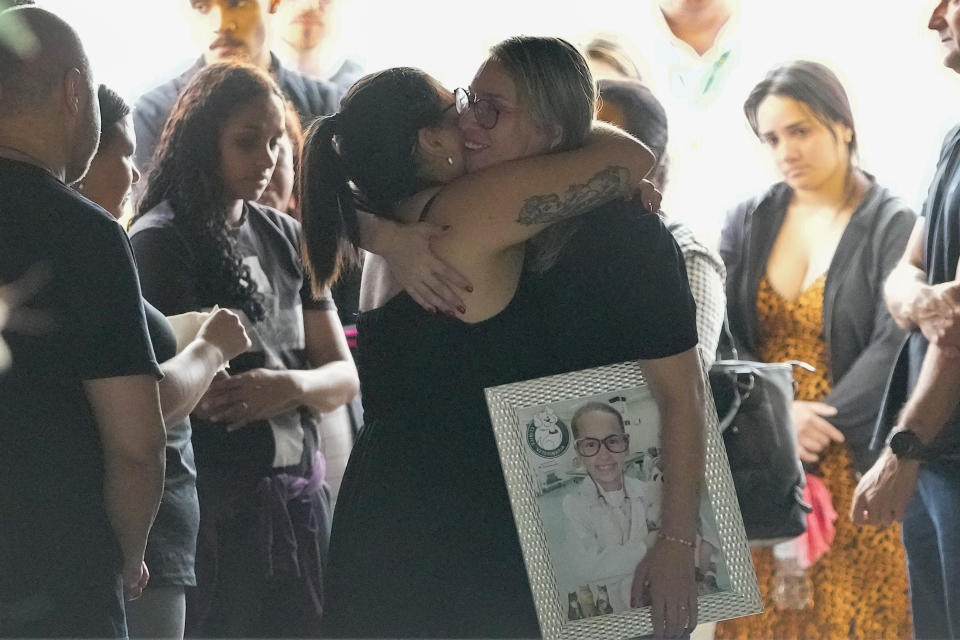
[{"x1": 719, "y1": 179, "x2": 916, "y2": 472}]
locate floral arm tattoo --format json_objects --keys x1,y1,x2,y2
[{"x1": 516, "y1": 166, "x2": 631, "y2": 225}]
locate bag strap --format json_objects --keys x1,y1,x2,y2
[
  {"x1": 716, "y1": 383, "x2": 743, "y2": 433},
  {"x1": 716, "y1": 312, "x2": 739, "y2": 361}
]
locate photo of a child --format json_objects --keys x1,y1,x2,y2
[
  {"x1": 515, "y1": 389, "x2": 728, "y2": 621},
  {"x1": 562, "y1": 402, "x2": 657, "y2": 614}
]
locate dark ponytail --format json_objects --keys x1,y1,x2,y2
[
  {"x1": 300, "y1": 114, "x2": 359, "y2": 296},
  {"x1": 299, "y1": 67, "x2": 449, "y2": 293}
]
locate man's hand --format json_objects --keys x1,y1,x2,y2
[
  {"x1": 913, "y1": 279, "x2": 960, "y2": 354},
  {"x1": 631, "y1": 538, "x2": 698, "y2": 639},
  {"x1": 851, "y1": 448, "x2": 920, "y2": 527},
  {"x1": 123, "y1": 560, "x2": 149, "y2": 601},
  {"x1": 792, "y1": 401, "x2": 843, "y2": 463}
]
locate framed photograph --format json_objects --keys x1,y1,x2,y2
[{"x1": 485, "y1": 361, "x2": 761, "y2": 640}]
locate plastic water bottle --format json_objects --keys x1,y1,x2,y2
[{"x1": 772, "y1": 539, "x2": 813, "y2": 611}]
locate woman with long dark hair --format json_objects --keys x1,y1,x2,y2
[
  {"x1": 303, "y1": 39, "x2": 701, "y2": 638},
  {"x1": 714, "y1": 60, "x2": 914, "y2": 640},
  {"x1": 129, "y1": 62, "x2": 359, "y2": 637}
]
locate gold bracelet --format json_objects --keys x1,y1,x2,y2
[{"x1": 657, "y1": 531, "x2": 695, "y2": 548}]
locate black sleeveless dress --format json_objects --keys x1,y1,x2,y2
[{"x1": 323, "y1": 286, "x2": 542, "y2": 638}]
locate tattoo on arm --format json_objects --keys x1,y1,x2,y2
[{"x1": 516, "y1": 166, "x2": 631, "y2": 225}]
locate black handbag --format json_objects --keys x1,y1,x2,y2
[{"x1": 710, "y1": 318, "x2": 813, "y2": 544}]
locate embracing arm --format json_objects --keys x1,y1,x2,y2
[
  {"x1": 429, "y1": 122, "x2": 654, "y2": 254},
  {"x1": 358, "y1": 123, "x2": 654, "y2": 256}
]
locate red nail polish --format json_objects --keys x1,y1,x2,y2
[
  {"x1": 441, "y1": 225, "x2": 452, "y2": 231},
  {"x1": 457, "y1": 305, "x2": 466, "y2": 314},
  {"x1": 465, "y1": 285, "x2": 474, "y2": 293}
]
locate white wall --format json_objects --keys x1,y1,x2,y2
[{"x1": 34, "y1": 0, "x2": 960, "y2": 223}]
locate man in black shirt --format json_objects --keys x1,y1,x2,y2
[
  {"x1": 853, "y1": 3, "x2": 960, "y2": 638},
  {"x1": 0, "y1": 7, "x2": 165, "y2": 637}
]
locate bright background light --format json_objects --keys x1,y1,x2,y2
[{"x1": 33, "y1": 0, "x2": 960, "y2": 240}]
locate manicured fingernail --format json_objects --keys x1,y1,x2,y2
[
  {"x1": 457, "y1": 305, "x2": 466, "y2": 314},
  {"x1": 465, "y1": 285, "x2": 474, "y2": 293},
  {"x1": 441, "y1": 225, "x2": 451, "y2": 231},
  {"x1": 445, "y1": 309, "x2": 456, "y2": 317}
]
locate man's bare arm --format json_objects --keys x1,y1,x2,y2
[
  {"x1": 900, "y1": 343, "x2": 960, "y2": 442},
  {"x1": 84, "y1": 375, "x2": 165, "y2": 595}
]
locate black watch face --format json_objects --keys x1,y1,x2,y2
[{"x1": 891, "y1": 431, "x2": 921, "y2": 458}]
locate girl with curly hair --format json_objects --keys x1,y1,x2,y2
[{"x1": 129, "y1": 61, "x2": 359, "y2": 637}]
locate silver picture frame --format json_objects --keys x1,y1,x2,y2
[{"x1": 485, "y1": 360, "x2": 762, "y2": 640}]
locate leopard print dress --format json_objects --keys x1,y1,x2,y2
[{"x1": 715, "y1": 274, "x2": 911, "y2": 640}]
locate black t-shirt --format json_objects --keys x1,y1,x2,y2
[
  {"x1": 129, "y1": 200, "x2": 334, "y2": 477},
  {"x1": 527, "y1": 201, "x2": 699, "y2": 376},
  {"x1": 909, "y1": 125, "x2": 960, "y2": 457},
  {"x1": 0, "y1": 159, "x2": 161, "y2": 600},
  {"x1": 142, "y1": 301, "x2": 200, "y2": 586}
]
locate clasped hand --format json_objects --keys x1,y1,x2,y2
[
  {"x1": 915, "y1": 280, "x2": 960, "y2": 355},
  {"x1": 194, "y1": 368, "x2": 297, "y2": 431}
]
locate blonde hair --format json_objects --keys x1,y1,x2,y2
[{"x1": 489, "y1": 36, "x2": 597, "y2": 272}]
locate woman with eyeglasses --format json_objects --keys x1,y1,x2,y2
[{"x1": 300, "y1": 41, "x2": 675, "y2": 638}]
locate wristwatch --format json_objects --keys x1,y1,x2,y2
[{"x1": 886, "y1": 426, "x2": 930, "y2": 461}]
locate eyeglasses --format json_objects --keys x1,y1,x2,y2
[
  {"x1": 454, "y1": 87, "x2": 501, "y2": 130},
  {"x1": 574, "y1": 433, "x2": 630, "y2": 457}
]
